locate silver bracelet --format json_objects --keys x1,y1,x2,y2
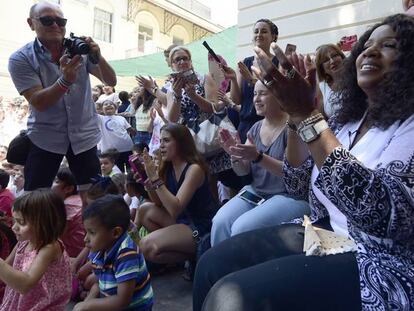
[{"x1": 297, "y1": 113, "x2": 325, "y2": 131}]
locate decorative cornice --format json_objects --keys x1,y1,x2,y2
[
  {"x1": 192, "y1": 24, "x2": 209, "y2": 41},
  {"x1": 164, "y1": 11, "x2": 181, "y2": 34},
  {"x1": 127, "y1": 0, "x2": 144, "y2": 21}
]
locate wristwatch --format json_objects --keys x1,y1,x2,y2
[
  {"x1": 252, "y1": 151, "x2": 264, "y2": 163},
  {"x1": 297, "y1": 119, "x2": 329, "y2": 143}
]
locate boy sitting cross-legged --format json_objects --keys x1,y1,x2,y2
[{"x1": 74, "y1": 194, "x2": 153, "y2": 311}]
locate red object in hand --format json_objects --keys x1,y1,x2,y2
[{"x1": 339, "y1": 35, "x2": 357, "y2": 51}]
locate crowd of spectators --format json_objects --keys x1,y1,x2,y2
[{"x1": 0, "y1": 1, "x2": 413, "y2": 310}]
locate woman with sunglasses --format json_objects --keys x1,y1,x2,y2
[
  {"x1": 193, "y1": 14, "x2": 414, "y2": 311},
  {"x1": 166, "y1": 46, "x2": 233, "y2": 200},
  {"x1": 315, "y1": 44, "x2": 346, "y2": 118}
]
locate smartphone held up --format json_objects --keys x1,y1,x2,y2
[{"x1": 128, "y1": 154, "x2": 147, "y2": 184}]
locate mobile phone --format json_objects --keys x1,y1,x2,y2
[
  {"x1": 285, "y1": 44, "x2": 297, "y2": 56},
  {"x1": 202, "y1": 41, "x2": 222, "y2": 64},
  {"x1": 170, "y1": 69, "x2": 198, "y2": 84},
  {"x1": 237, "y1": 189, "x2": 265, "y2": 205},
  {"x1": 181, "y1": 69, "x2": 198, "y2": 84},
  {"x1": 128, "y1": 154, "x2": 147, "y2": 183},
  {"x1": 339, "y1": 35, "x2": 357, "y2": 51}
]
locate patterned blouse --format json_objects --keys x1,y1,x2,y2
[
  {"x1": 177, "y1": 74, "x2": 232, "y2": 175},
  {"x1": 283, "y1": 114, "x2": 414, "y2": 311}
]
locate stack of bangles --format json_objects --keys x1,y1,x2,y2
[
  {"x1": 145, "y1": 178, "x2": 164, "y2": 191},
  {"x1": 56, "y1": 77, "x2": 72, "y2": 92}
]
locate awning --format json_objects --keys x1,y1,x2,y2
[{"x1": 109, "y1": 26, "x2": 237, "y2": 77}]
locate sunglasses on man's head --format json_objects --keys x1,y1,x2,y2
[{"x1": 34, "y1": 16, "x2": 67, "y2": 27}]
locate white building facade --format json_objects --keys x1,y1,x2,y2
[
  {"x1": 237, "y1": 0, "x2": 404, "y2": 60},
  {"x1": 0, "y1": 0, "x2": 222, "y2": 98}
]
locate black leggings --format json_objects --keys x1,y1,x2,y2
[{"x1": 193, "y1": 224, "x2": 362, "y2": 311}]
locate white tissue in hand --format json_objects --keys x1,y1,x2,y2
[{"x1": 302, "y1": 215, "x2": 357, "y2": 256}]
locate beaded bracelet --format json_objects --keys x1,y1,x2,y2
[
  {"x1": 297, "y1": 113, "x2": 325, "y2": 131},
  {"x1": 56, "y1": 77, "x2": 72, "y2": 91},
  {"x1": 145, "y1": 178, "x2": 164, "y2": 191}
]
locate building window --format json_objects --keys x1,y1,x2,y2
[
  {"x1": 138, "y1": 25, "x2": 153, "y2": 53},
  {"x1": 94, "y1": 8, "x2": 112, "y2": 42},
  {"x1": 173, "y1": 36, "x2": 184, "y2": 46}
]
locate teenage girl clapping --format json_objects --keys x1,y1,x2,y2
[{"x1": 0, "y1": 189, "x2": 71, "y2": 311}]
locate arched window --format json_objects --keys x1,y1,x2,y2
[{"x1": 170, "y1": 24, "x2": 190, "y2": 45}]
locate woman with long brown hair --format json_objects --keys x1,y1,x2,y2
[{"x1": 136, "y1": 123, "x2": 218, "y2": 264}]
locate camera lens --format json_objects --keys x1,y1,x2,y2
[{"x1": 75, "y1": 41, "x2": 90, "y2": 54}]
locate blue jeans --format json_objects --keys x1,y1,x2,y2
[{"x1": 211, "y1": 185, "x2": 309, "y2": 247}]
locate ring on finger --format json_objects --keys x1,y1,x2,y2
[
  {"x1": 263, "y1": 78, "x2": 275, "y2": 87},
  {"x1": 285, "y1": 67, "x2": 296, "y2": 79}
]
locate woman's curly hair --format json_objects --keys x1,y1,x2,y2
[{"x1": 335, "y1": 14, "x2": 414, "y2": 129}]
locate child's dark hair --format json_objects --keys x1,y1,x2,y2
[
  {"x1": 56, "y1": 167, "x2": 78, "y2": 195},
  {"x1": 118, "y1": 91, "x2": 129, "y2": 102},
  {"x1": 133, "y1": 90, "x2": 155, "y2": 113},
  {"x1": 13, "y1": 189, "x2": 66, "y2": 251},
  {"x1": 126, "y1": 172, "x2": 149, "y2": 199},
  {"x1": 111, "y1": 173, "x2": 126, "y2": 194},
  {"x1": 83, "y1": 194, "x2": 130, "y2": 232},
  {"x1": 99, "y1": 148, "x2": 119, "y2": 163},
  {"x1": 87, "y1": 176, "x2": 120, "y2": 201},
  {"x1": 133, "y1": 142, "x2": 149, "y2": 155},
  {"x1": 0, "y1": 169, "x2": 9, "y2": 189}
]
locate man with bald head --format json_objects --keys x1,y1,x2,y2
[{"x1": 8, "y1": 2, "x2": 117, "y2": 205}]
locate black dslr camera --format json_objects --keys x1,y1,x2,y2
[{"x1": 63, "y1": 33, "x2": 90, "y2": 57}]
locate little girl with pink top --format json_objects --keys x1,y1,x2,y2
[{"x1": 0, "y1": 189, "x2": 71, "y2": 311}]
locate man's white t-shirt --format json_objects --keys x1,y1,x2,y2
[{"x1": 97, "y1": 115, "x2": 133, "y2": 153}]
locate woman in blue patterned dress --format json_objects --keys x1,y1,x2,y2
[{"x1": 193, "y1": 14, "x2": 414, "y2": 311}]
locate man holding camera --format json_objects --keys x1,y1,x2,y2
[{"x1": 8, "y1": 2, "x2": 116, "y2": 204}]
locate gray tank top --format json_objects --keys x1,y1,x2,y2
[{"x1": 248, "y1": 120, "x2": 287, "y2": 196}]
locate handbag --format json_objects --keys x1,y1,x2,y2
[
  {"x1": 6, "y1": 130, "x2": 31, "y2": 165},
  {"x1": 189, "y1": 106, "x2": 237, "y2": 157}
]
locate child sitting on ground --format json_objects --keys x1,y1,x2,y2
[
  {"x1": 99, "y1": 151, "x2": 123, "y2": 177},
  {"x1": 52, "y1": 168, "x2": 85, "y2": 258},
  {"x1": 72, "y1": 175, "x2": 123, "y2": 300},
  {"x1": 125, "y1": 172, "x2": 150, "y2": 220},
  {"x1": 0, "y1": 189, "x2": 71, "y2": 310},
  {"x1": 74, "y1": 195, "x2": 153, "y2": 311}
]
